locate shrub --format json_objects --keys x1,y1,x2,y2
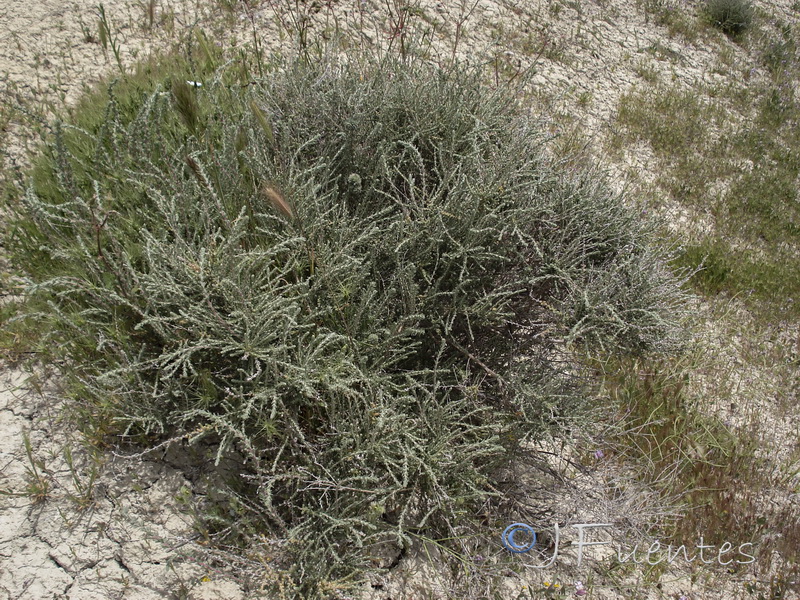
[
  {"x1": 705, "y1": 0, "x2": 753, "y2": 36},
  {"x1": 6, "y1": 51, "x2": 689, "y2": 595}
]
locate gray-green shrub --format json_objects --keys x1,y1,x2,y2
[
  {"x1": 7, "y1": 52, "x2": 689, "y2": 595},
  {"x1": 705, "y1": 0, "x2": 753, "y2": 35}
]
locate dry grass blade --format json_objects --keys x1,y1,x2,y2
[
  {"x1": 172, "y1": 79, "x2": 200, "y2": 133},
  {"x1": 185, "y1": 155, "x2": 207, "y2": 189},
  {"x1": 263, "y1": 184, "x2": 294, "y2": 220},
  {"x1": 250, "y1": 98, "x2": 275, "y2": 145}
]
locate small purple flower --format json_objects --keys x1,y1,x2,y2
[
  {"x1": 594, "y1": 449, "x2": 604, "y2": 459},
  {"x1": 575, "y1": 589, "x2": 587, "y2": 597}
]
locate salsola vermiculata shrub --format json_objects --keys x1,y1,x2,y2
[
  {"x1": 705, "y1": 0, "x2": 754, "y2": 35},
  {"x1": 8, "y1": 52, "x2": 688, "y2": 594}
]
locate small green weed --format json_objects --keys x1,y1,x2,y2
[
  {"x1": 674, "y1": 240, "x2": 732, "y2": 295},
  {"x1": 615, "y1": 84, "x2": 722, "y2": 156},
  {"x1": 63, "y1": 445, "x2": 101, "y2": 510},
  {"x1": 138, "y1": 0, "x2": 157, "y2": 31},
  {"x1": 0, "y1": 431, "x2": 51, "y2": 503},
  {"x1": 761, "y1": 38, "x2": 797, "y2": 76},
  {"x1": 633, "y1": 58, "x2": 660, "y2": 83},
  {"x1": 96, "y1": 4, "x2": 125, "y2": 73},
  {"x1": 639, "y1": 0, "x2": 701, "y2": 41}
]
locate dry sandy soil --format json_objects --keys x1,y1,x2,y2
[{"x1": 0, "y1": 0, "x2": 798, "y2": 598}]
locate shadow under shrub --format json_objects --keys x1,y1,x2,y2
[{"x1": 7, "y1": 52, "x2": 689, "y2": 595}]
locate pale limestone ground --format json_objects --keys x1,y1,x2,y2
[
  {"x1": 0, "y1": 365, "x2": 249, "y2": 599},
  {"x1": 1, "y1": 0, "x2": 798, "y2": 598}
]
